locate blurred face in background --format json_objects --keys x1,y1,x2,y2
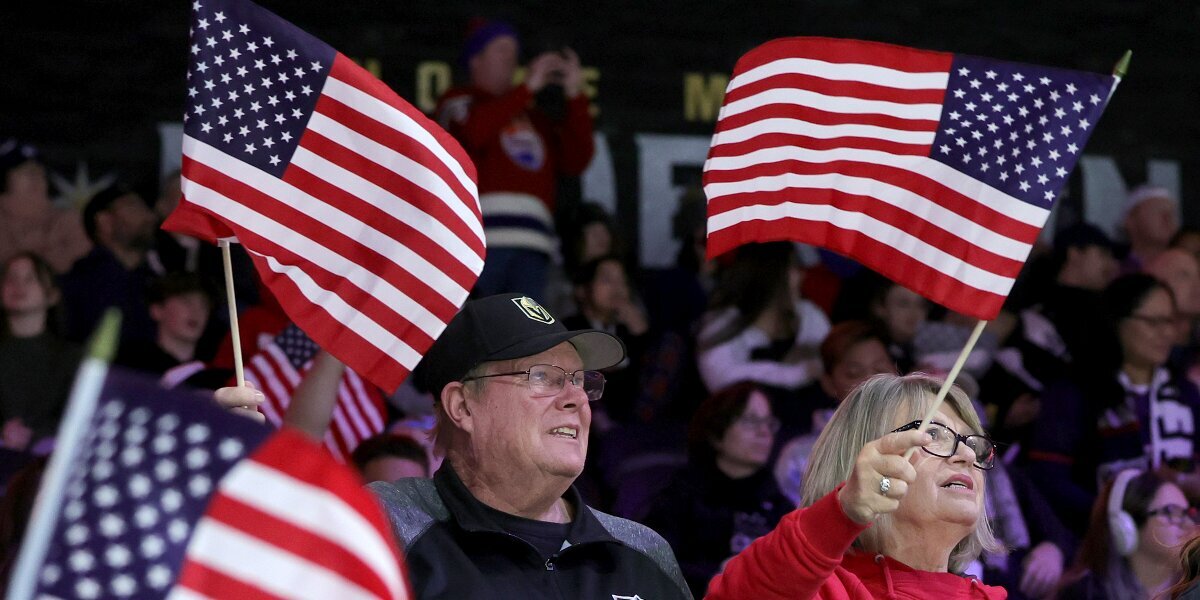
[
  {"x1": 874, "y1": 285, "x2": 928, "y2": 345},
  {"x1": 2, "y1": 160, "x2": 49, "y2": 203},
  {"x1": 469, "y1": 35, "x2": 518, "y2": 96},
  {"x1": 152, "y1": 292, "x2": 211, "y2": 345},
  {"x1": 582, "y1": 259, "x2": 630, "y2": 320},
  {"x1": 2, "y1": 255, "x2": 57, "y2": 318},
  {"x1": 1119, "y1": 286, "x2": 1177, "y2": 371},
  {"x1": 1137, "y1": 482, "x2": 1196, "y2": 564},
  {"x1": 1066, "y1": 244, "x2": 1119, "y2": 292},
  {"x1": 580, "y1": 221, "x2": 613, "y2": 264},
  {"x1": 1126, "y1": 196, "x2": 1179, "y2": 250},
  {"x1": 821, "y1": 338, "x2": 895, "y2": 402},
  {"x1": 713, "y1": 391, "x2": 777, "y2": 477}
]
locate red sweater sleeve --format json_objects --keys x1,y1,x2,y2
[
  {"x1": 454, "y1": 85, "x2": 534, "y2": 153},
  {"x1": 554, "y1": 94, "x2": 595, "y2": 175},
  {"x1": 704, "y1": 486, "x2": 868, "y2": 600}
]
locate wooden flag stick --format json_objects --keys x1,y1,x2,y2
[
  {"x1": 220, "y1": 240, "x2": 245, "y2": 387},
  {"x1": 903, "y1": 318, "x2": 988, "y2": 459}
]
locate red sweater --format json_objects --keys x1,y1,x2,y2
[
  {"x1": 435, "y1": 83, "x2": 594, "y2": 210},
  {"x1": 704, "y1": 489, "x2": 1007, "y2": 600}
]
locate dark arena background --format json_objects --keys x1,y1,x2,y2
[{"x1": 2, "y1": 0, "x2": 1197, "y2": 266}]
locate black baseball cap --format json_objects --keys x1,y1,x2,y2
[{"x1": 414, "y1": 293, "x2": 626, "y2": 396}]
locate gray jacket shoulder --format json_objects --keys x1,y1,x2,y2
[
  {"x1": 589, "y1": 508, "x2": 694, "y2": 600},
  {"x1": 367, "y1": 478, "x2": 449, "y2": 549}
]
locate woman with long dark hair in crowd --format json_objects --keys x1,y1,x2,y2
[
  {"x1": 1059, "y1": 469, "x2": 1195, "y2": 598},
  {"x1": 0, "y1": 252, "x2": 81, "y2": 453},
  {"x1": 707, "y1": 373, "x2": 1004, "y2": 599},
  {"x1": 644, "y1": 382, "x2": 792, "y2": 597}
]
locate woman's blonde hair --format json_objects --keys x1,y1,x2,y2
[{"x1": 798, "y1": 372, "x2": 1001, "y2": 573}]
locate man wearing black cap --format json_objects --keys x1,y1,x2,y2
[{"x1": 369, "y1": 293, "x2": 692, "y2": 600}]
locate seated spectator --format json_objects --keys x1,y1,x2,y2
[
  {"x1": 1027, "y1": 274, "x2": 1200, "y2": 535},
  {"x1": 61, "y1": 182, "x2": 158, "y2": 345},
  {"x1": 116, "y1": 272, "x2": 215, "y2": 377},
  {"x1": 644, "y1": 382, "x2": 792, "y2": 598},
  {"x1": 1120, "y1": 184, "x2": 1180, "y2": 273},
  {"x1": 0, "y1": 139, "x2": 90, "y2": 273},
  {"x1": 564, "y1": 255, "x2": 649, "y2": 424},
  {"x1": 774, "y1": 321, "x2": 895, "y2": 504},
  {"x1": 833, "y1": 270, "x2": 928, "y2": 373},
  {"x1": 351, "y1": 433, "x2": 432, "y2": 483},
  {"x1": 437, "y1": 19, "x2": 595, "y2": 300},
  {"x1": 697, "y1": 242, "x2": 829, "y2": 394},
  {"x1": 1059, "y1": 469, "x2": 1195, "y2": 599},
  {"x1": 0, "y1": 252, "x2": 80, "y2": 453}
]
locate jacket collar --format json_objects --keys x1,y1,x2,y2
[{"x1": 433, "y1": 461, "x2": 618, "y2": 546}]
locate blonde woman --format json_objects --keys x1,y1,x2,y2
[{"x1": 706, "y1": 373, "x2": 1003, "y2": 599}]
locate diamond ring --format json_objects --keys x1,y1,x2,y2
[{"x1": 879, "y1": 477, "x2": 892, "y2": 495}]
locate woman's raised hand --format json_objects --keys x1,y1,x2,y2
[{"x1": 837, "y1": 429, "x2": 931, "y2": 524}]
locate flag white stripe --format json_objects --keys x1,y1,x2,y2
[
  {"x1": 323, "y1": 76, "x2": 482, "y2": 230},
  {"x1": 712, "y1": 117, "x2": 936, "y2": 147},
  {"x1": 335, "y1": 381, "x2": 373, "y2": 440},
  {"x1": 720, "y1": 87, "x2": 943, "y2": 121},
  {"x1": 220, "y1": 460, "x2": 406, "y2": 597},
  {"x1": 302, "y1": 113, "x2": 486, "y2": 269},
  {"x1": 705, "y1": 174, "x2": 1033, "y2": 261},
  {"x1": 708, "y1": 201, "x2": 1016, "y2": 295},
  {"x1": 182, "y1": 520, "x2": 384, "y2": 600},
  {"x1": 256, "y1": 252, "x2": 425, "y2": 370},
  {"x1": 346, "y1": 370, "x2": 385, "y2": 431},
  {"x1": 266, "y1": 343, "x2": 303, "y2": 386},
  {"x1": 185, "y1": 135, "x2": 472, "y2": 306},
  {"x1": 727, "y1": 57, "x2": 949, "y2": 93},
  {"x1": 704, "y1": 144, "x2": 1050, "y2": 227},
  {"x1": 166, "y1": 587, "x2": 212, "y2": 600},
  {"x1": 244, "y1": 369, "x2": 284, "y2": 426}
]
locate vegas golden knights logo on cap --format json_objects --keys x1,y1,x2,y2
[{"x1": 512, "y1": 296, "x2": 555, "y2": 324}]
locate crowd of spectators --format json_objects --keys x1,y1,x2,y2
[{"x1": 2, "y1": 17, "x2": 1200, "y2": 599}]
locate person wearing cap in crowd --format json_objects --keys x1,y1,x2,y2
[
  {"x1": 0, "y1": 139, "x2": 90, "y2": 274},
  {"x1": 435, "y1": 20, "x2": 595, "y2": 301},
  {"x1": 1121, "y1": 184, "x2": 1181, "y2": 274},
  {"x1": 368, "y1": 293, "x2": 692, "y2": 600},
  {"x1": 60, "y1": 182, "x2": 158, "y2": 345}
]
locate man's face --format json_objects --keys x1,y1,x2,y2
[
  {"x1": 1127, "y1": 196, "x2": 1179, "y2": 248},
  {"x1": 469, "y1": 35, "x2": 518, "y2": 95},
  {"x1": 467, "y1": 341, "x2": 591, "y2": 481},
  {"x1": 103, "y1": 193, "x2": 157, "y2": 250},
  {"x1": 1067, "y1": 244, "x2": 1118, "y2": 291}
]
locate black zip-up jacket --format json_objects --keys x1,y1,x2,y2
[{"x1": 369, "y1": 463, "x2": 693, "y2": 600}]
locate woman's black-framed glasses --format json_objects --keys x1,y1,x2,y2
[
  {"x1": 462, "y1": 364, "x2": 606, "y2": 402},
  {"x1": 892, "y1": 420, "x2": 997, "y2": 470}
]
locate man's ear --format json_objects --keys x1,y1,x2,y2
[{"x1": 441, "y1": 381, "x2": 475, "y2": 435}]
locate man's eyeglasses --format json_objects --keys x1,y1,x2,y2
[
  {"x1": 1147, "y1": 504, "x2": 1200, "y2": 527},
  {"x1": 891, "y1": 420, "x2": 997, "y2": 470},
  {"x1": 462, "y1": 364, "x2": 606, "y2": 402}
]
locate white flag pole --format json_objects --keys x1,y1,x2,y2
[
  {"x1": 903, "y1": 318, "x2": 987, "y2": 460},
  {"x1": 6, "y1": 310, "x2": 121, "y2": 600},
  {"x1": 220, "y1": 239, "x2": 245, "y2": 387}
]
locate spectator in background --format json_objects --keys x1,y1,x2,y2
[
  {"x1": 1027, "y1": 274, "x2": 1200, "y2": 535},
  {"x1": 116, "y1": 272, "x2": 215, "y2": 377},
  {"x1": 564, "y1": 255, "x2": 648, "y2": 424},
  {"x1": 1146, "y1": 249, "x2": 1200, "y2": 359},
  {"x1": 437, "y1": 19, "x2": 595, "y2": 300},
  {"x1": 0, "y1": 139, "x2": 90, "y2": 273},
  {"x1": 61, "y1": 183, "x2": 158, "y2": 345},
  {"x1": 870, "y1": 280, "x2": 929, "y2": 374},
  {"x1": 544, "y1": 201, "x2": 620, "y2": 318},
  {"x1": 351, "y1": 433, "x2": 432, "y2": 484},
  {"x1": 1059, "y1": 469, "x2": 1195, "y2": 599},
  {"x1": 774, "y1": 321, "x2": 895, "y2": 504},
  {"x1": 644, "y1": 382, "x2": 792, "y2": 598},
  {"x1": 0, "y1": 252, "x2": 80, "y2": 453},
  {"x1": 697, "y1": 242, "x2": 829, "y2": 395},
  {"x1": 1120, "y1": 184, "x2": 1180, "y2": 273}
]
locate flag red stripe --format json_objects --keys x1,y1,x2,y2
[
  {"x1": 329, "y1": 54, "x2": 479, "y2": 204},
  {"x1": 735, "y1": 37, "x2": 953, "y2": 75},
  {"x1": 707, "y1": 188, "x2": 1026, "y2": 277},
  {"x1": 176, "y1": 561, "x2": 286, "y2": 600},
  {"x1": 708, "y1": 219, "x2": 1006, "y2": 318},
  {"x1": 722, "y1": 71, "x2": 948, "y2": 108},
  {"x1": 291, "y1": 127, "x2": 481, "y2": 288},
  {"x1": 311, "y1": 93, "x2": 485, "y2": 256},
  {"x1": 710, "y1": 131, "x2": 931, "y2": 159},
  {"x1": 704, "y1": 158, "x2": 1042, "y2": 243},
  {"x1": 250, "y1": 430, "x2": 398, "y2": 535},
  {"x1": 245, "y1": 252, "x2": 412, "y2": 393},
  {"x1": 714, "y1": 102, "x2": 941, "y2": 136},
  {"x1": 204, "y1": 493, "x2": 393, "y2": 596}
]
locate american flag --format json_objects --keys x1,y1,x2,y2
[
  {"x1": 163, "y1": 0, "x2": 485, "y2": 393},
  {"x1": 12, "y1": 368, "x2": 409, "y2": 599},
  {"x1": 703, "y1": 37, "x2": 1117, "y2": 320},
  {"x1": 245, "y1": 323, "x2": 387, "y2": 461}
]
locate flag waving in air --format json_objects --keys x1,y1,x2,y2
[
  {"x1": 164, "y1": 0, "x2": 485, "y2": 393},
  {"x1": 703, "y1": 37, "x2": 1118, "y2": 320}
]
